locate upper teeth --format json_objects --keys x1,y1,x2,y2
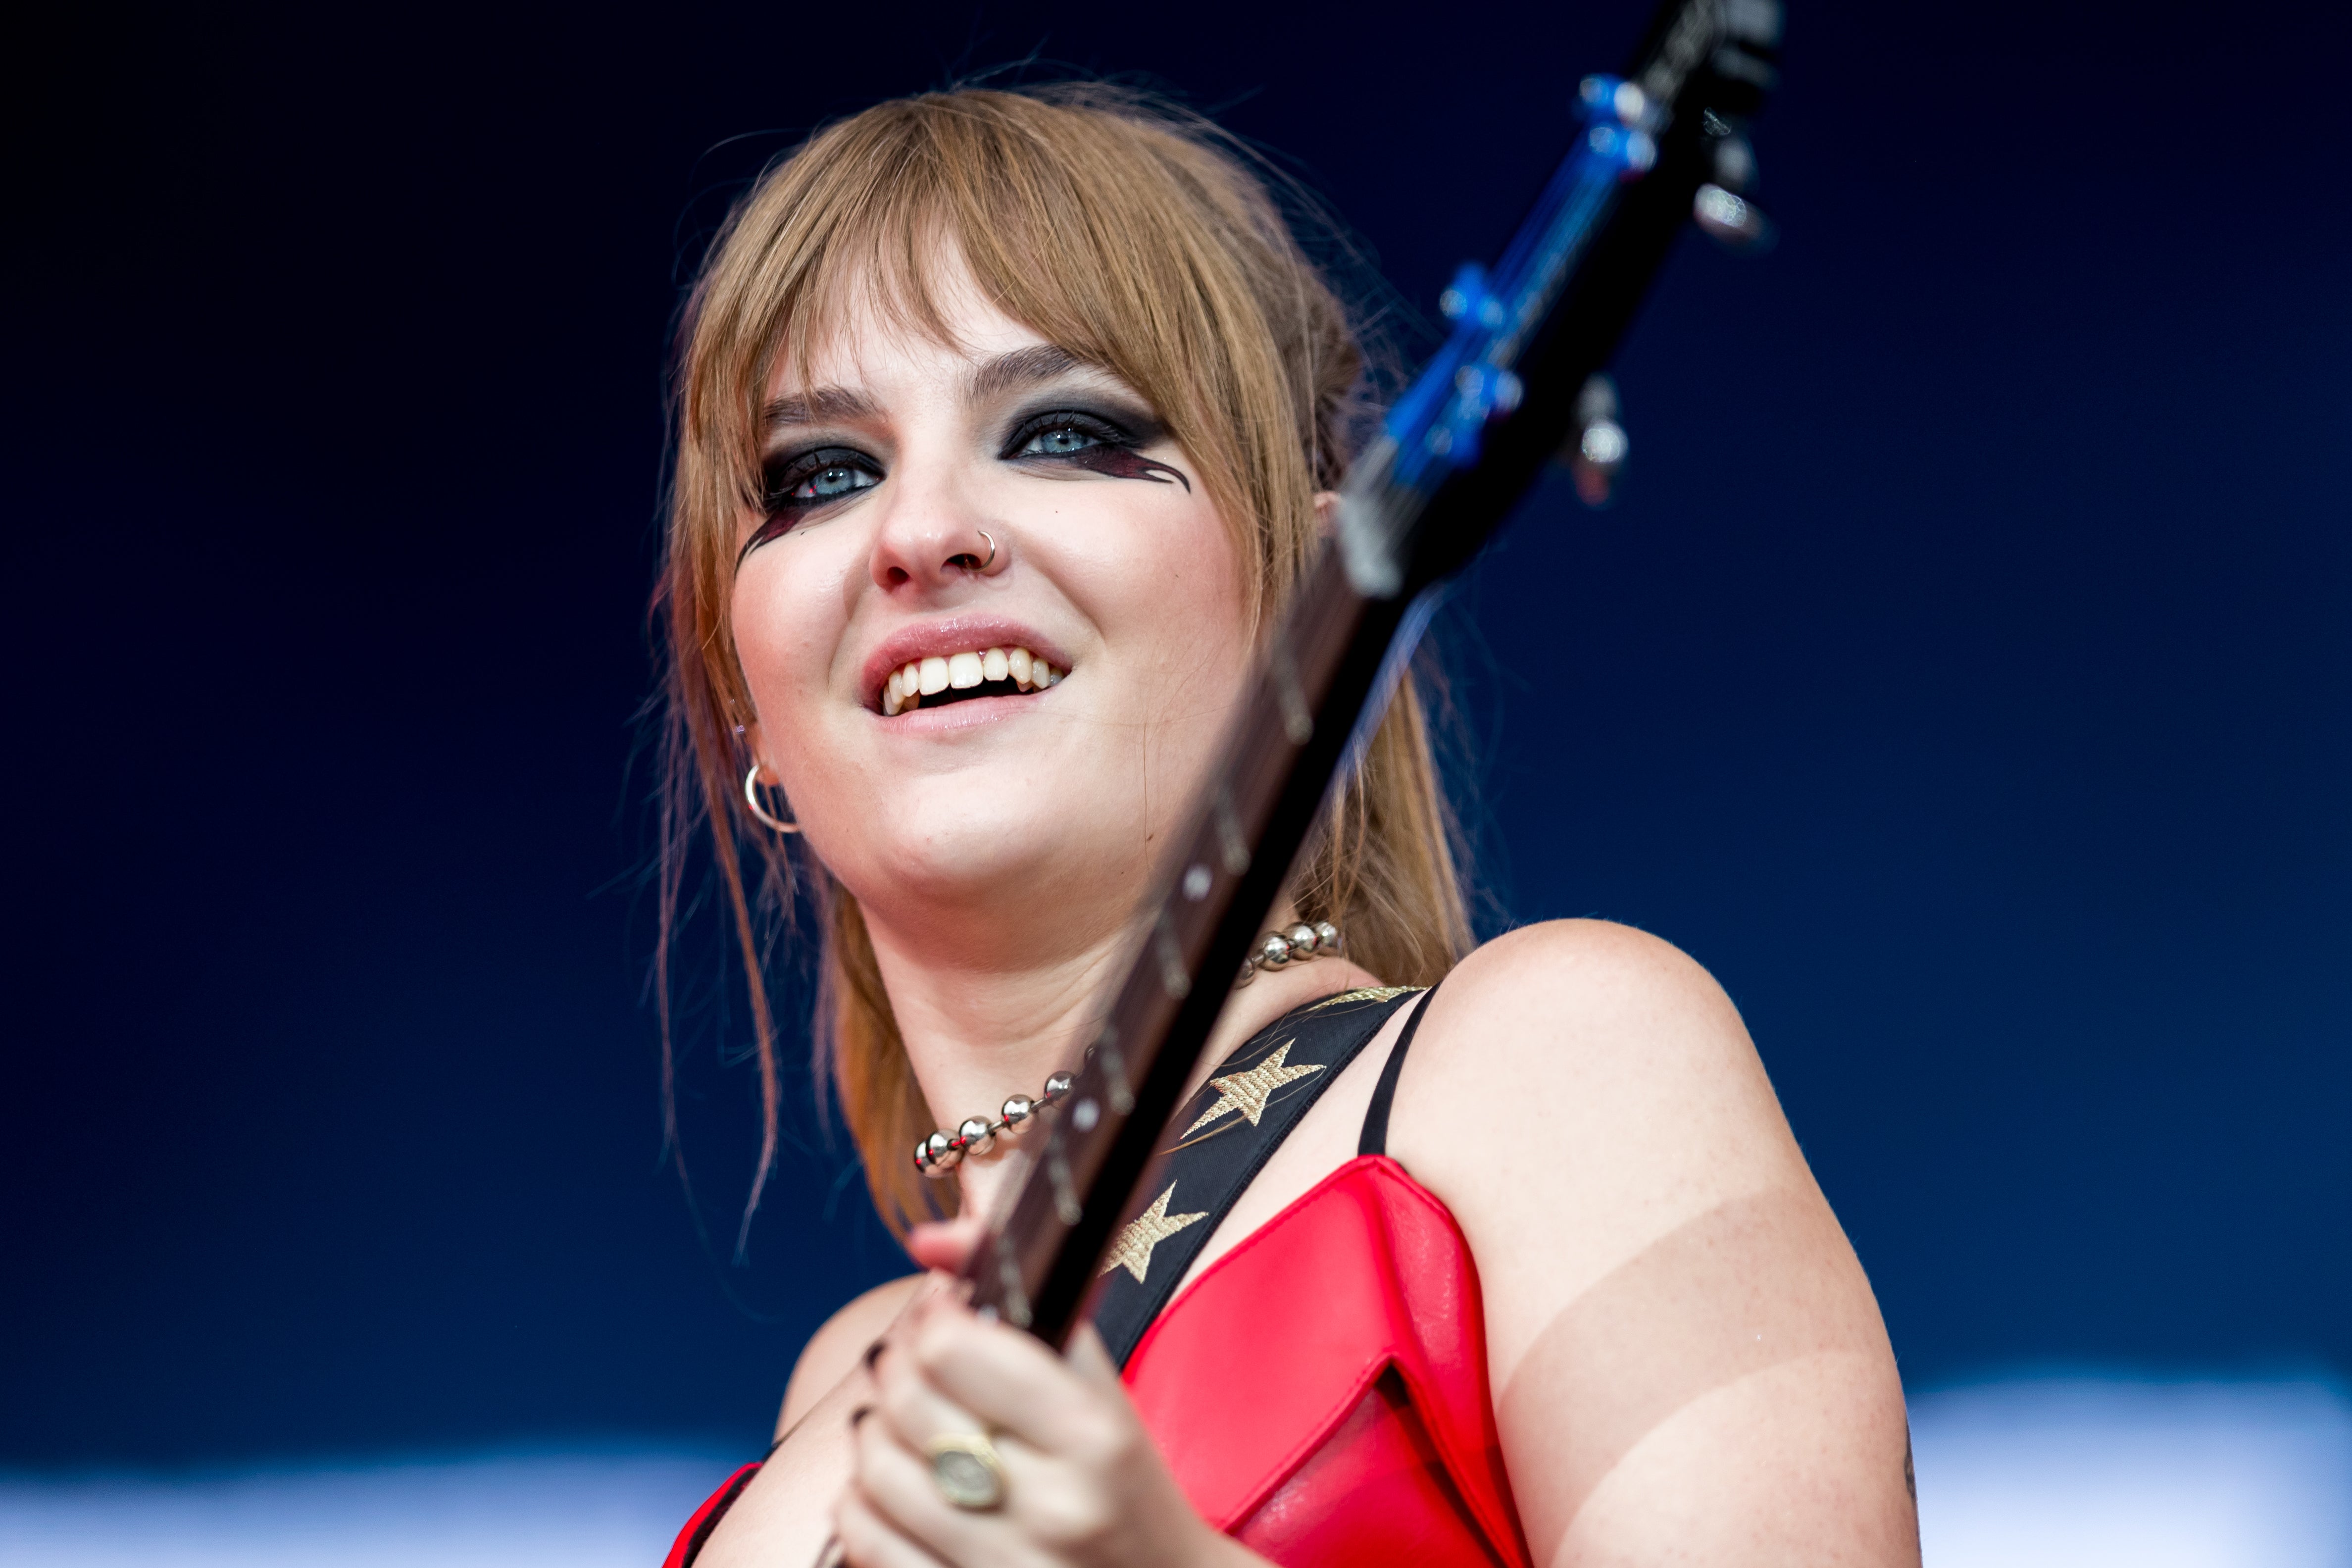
[{"x1": 882, "y1": 646, "x2": 1060, "y2": 715}]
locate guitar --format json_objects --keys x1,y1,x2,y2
[{"x1": 961, "y1": 0, "x2": 1783, "y2": 1347}]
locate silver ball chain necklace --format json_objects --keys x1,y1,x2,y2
[{"x1": 910, "y1": 919, "x2": 1345, "y2": 1179}]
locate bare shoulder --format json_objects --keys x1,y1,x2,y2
[
  {"x1": 776, "y1": 1273, "x2": 923, "y2": 1437},
  {"x1": 1391, "y1": 919, "x2": 1823, "y2": 1348},
  {"x1": 1415, "y1": 916, "x2": 1754, "y2": 1084},
  {"x1": 1402, "y1": 917, "x2": 1784, "y2": 1154},
  {"x1": 1396, "y1": 920, "x2": 1916, "y2": 1560}
]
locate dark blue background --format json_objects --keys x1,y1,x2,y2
[{"x1": 5, "y1": 0, "x2": 2345, "y2": 1467}]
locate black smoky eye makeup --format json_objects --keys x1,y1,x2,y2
[
  {"x1": 999, "y1": 405, "x2": 1191, "y2": 491},
  {"x1": 998, "y1": 405, "x2": 1140, "y2": 458},
  {"x1": 762, "y1": 444, "x2": 883, "y2": 508},
  {"x1": 740, "y1": 445, "x2": 885, "y2": 560}
]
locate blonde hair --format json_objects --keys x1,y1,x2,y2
[{"x1": 656, "y1": 84, "x2": 1471, "y2": 1244}]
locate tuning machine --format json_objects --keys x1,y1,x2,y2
[
  {"x1": 1562, "y1": 373, "x2": 1626, "y2": 508},
  {"x1": 1695, "y1": 109, "x2": 1775, "y2": 253}
]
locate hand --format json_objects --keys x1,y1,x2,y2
[{"x1": 833, "y1": 1221, "x2": 1258, "y2": 1568}]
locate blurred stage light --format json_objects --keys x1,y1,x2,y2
[
  {"x1": 0, "y1": 1379, "x2": 2345, "y2": 1565},
  {"x1": 0, "y1": 1448, "x2": 740, "y2": 1567},
  {"x1": 1912, "y1": 1377, "x2": 2352, "y2": 1568}
]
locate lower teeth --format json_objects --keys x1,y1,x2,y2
[{"x1": 902, "y1": 677, "x2": 1028, "y2": 713}]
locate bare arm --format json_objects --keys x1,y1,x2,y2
[{"x1": 1396, "y1": 920, "x2": 1919, "y2": 1567}]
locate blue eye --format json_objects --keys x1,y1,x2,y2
[
  {"x1": 742, "y1": 446, "x2": 883, "y2": 563},
  {"x1": 761, "y1": 446, "x2": 882, "y2": 517},
  {"x1": 1020, "y1": 424, "x2": 1102, "y2": 456},
  {"x1": 792, "y1": 462, "x2": 877, "y2": 501}
]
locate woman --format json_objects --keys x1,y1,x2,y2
[{"x1": 659, "y1": 85, "x2": 1918, "y2": 1567}]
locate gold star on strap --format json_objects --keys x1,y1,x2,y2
[
  {"x1": 1180, "y1": 1040, "x2": 1324, "y2": 1137},
  {"x1": 1308, "y1": 985, "x2": 1420, "y2": 1010},
  {"x1": 1098, "y1": 1182, "x2": 1209, "y2": 1283}
]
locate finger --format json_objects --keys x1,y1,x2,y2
[
  {"x1": 909, "y1": 1299, "x2": 1116, "y2": 1454},
  {"x1": 855, "y1": 1271, "x2": 962, "y2": 1395},
  {"x1": 871, "y1": 1309, "x2": 994, "y2": 1452},
  {"x1": 905, "y1": 1214, "x2": 986, "y2": 1273},
  {"x1": 835, "y1": 1484, "x2": 953, "y2": 1568},
  {"x1": 852, "y1": 1406, "x2": 1027, "y2": 1566},
  {"x1": 1063, "y1": 1323, "x2": 1122, "y2": 1387}
]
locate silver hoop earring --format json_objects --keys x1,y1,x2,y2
[
  {"x1": 975, "y1": 529, "x2": 997, "y2": 570},
  {"x1": 743, "y1": 765, "x2": 800, "y2": 834}
]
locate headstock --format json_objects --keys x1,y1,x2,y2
[{"x1": 1340, "y1": 0, "x2": 1782, "y2": 598}]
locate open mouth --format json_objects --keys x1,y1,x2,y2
[{"x1": 881, "y1": 645, "x2": 1062, "y2": 716}]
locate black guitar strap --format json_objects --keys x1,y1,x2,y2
[{"x1": 1088, "y1": 985, "x2": 1424, "y2": 1368}]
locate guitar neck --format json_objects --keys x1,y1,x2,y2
[
  {"x1": 962, "y1": 0, "x2": 1782, "y2": 1345},
  {"x1": 965, "y1": 545, "x2": 1394, "y2": 1340}
]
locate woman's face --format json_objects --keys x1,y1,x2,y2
[{"x1": 730, "y1": 263, "x2": 1251, "y2": 957}]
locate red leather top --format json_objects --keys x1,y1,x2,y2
[
  {"x1": 662, "y1": 1462, "x2": 758, "y2": 1568},
  {"x1": 1123, "y1": 1153, "x2": 1529, "y2": 1566},
  {"x1": 662, "y1": 1154, "x2": 1526, "y2": 1567}
]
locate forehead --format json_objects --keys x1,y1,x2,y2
[{"x1": 769, "y1": 250, "x2": 1050, "y2": 402}]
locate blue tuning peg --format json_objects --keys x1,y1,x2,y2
[{"x1": 1439, "y1": 262, "x2": 1503, "y2": 327}]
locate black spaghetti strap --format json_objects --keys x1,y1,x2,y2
[{"x1": 1359, "y1": 980, "x2": 1442, "y2": 1158}]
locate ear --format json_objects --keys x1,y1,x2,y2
[
  {"x1": 739, "y1": 719, "x2": 778, "y2": 784},
  {"x1": 1311, "y1": 491, "x2": 1340, "y2": 539}
]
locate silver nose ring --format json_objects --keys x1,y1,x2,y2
[{"x1": 974, "y1": 529, "x2": 997, "y2": 570}]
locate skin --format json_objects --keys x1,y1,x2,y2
[{"x1": 697, "y1": 257, "x2": 1920, "y2": 1568}]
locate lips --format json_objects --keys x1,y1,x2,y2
[
  {"x1": 860, "y1": 618, "x2": 1072, "y2": 716},
  {"x1": 882, "y1": 643, "x2": 1061, "y2": 715}
]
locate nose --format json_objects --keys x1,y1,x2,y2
[{"x1": 866, "y1": 463, "x2": 1003, "y2": 593}]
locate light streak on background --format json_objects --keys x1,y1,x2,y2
[
  {"x1": 1914, "y1": 1377, "x2": 2352, "y2": 1567},
  {"x1": 4, "y1": 1379, "x2": 2345, "y2": 1566},
  {"x1": 0, "y1": 1448, "x2": 736, "y2": 1568}
]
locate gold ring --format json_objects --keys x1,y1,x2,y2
[{"x1": 922, "y1": 1431, "x2": 1008, "y2": 1511}]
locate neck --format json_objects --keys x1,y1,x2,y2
[{"x1": 862, "y1": 899, "x2": 1381, "y2": 1223}]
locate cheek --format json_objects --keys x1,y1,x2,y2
[
  {"x1": 1151, "y1": 506, "x2": 1252, "y2": 682},
  {"x1": 729, "y1": 540, "x2": 851, "y2": 719},
  {"x1": 1077, "y1": 495, "x2": 1252, "y2": 684}
]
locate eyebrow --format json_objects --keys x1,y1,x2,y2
[
  {"x1": 760, "y1": 385, "x2": 883, "y2": 432},
  {"x1": 760, "y1": 344, "x2": 1108, "y2": 439},
  {"x1": 966, "y1": 343, "x2": 1094, "y2": 403}
]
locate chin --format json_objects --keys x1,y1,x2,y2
[{"x1": 836, "y1": 803, "x2": 1147, "y2": 923}]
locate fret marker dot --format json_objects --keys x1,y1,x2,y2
[
  {"x1": 1073, "y1": 1099, "x2": 1100, "y2": 1131},
  {"x1": 1183, "y1": 864, "x2": 1212, "y2": 900}
]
